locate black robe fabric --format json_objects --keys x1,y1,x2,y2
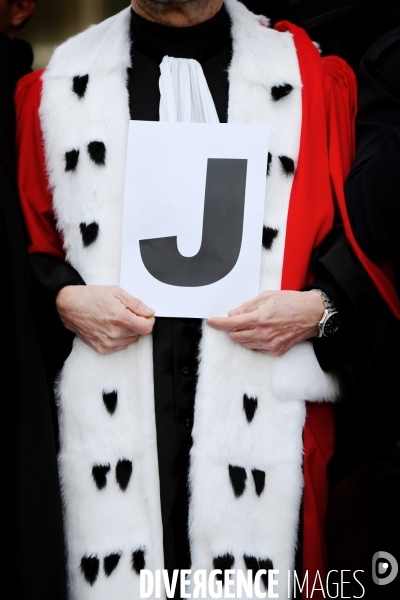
[
  {"x1": 0, "y1": 32, "x2": 68, "y2": 600},
  {"x1": 346, "y1": 26, "x2": 400, "y2": 268}
]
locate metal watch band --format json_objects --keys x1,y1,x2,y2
[{"x1": 311, "y1": 288, "x2": 340, "y2": 338}]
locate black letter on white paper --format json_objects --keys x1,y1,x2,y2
[{"x1": 139, "y1": 158, "x2": 247, "y2": 287}]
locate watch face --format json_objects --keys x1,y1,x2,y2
[{"x1": 323, "y1": 312, "x2": 340, "y2": 337}]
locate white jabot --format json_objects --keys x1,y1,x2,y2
[{"x1": 159, "y1": 55, "x2": 220, "y2": 123}]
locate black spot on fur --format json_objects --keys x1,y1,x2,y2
[
  {"x1": 279, "y1": 155, "x2": 295, "y2": 176},
  {"x1": 116, "y1": 459, "x2": 133, "y2": 491},
  {"x1": 88, "y1": 141, "x2": 106, "y2": 166},
  {"x1": 271, "y1": 83, "x2": 293, "y2": 101},
  {"x1": 80, "y1": 555, "x2": 99, "y2": 585},
  {"x1": 102, "y1": 390, "x2": 118, "y2": 415},
  {"x1": 132, "y1": 548, "x2": 146, "y2": 574},
  {"x1": 213, "y1": 554, "x2": 235, "y2": 584},
  {"x1": 104, "y1": 552, "x2": 121, "y2": 577},
  {"x1": 80, "y1": 222, "x2": 99, "y2": 247},
  {"x1": 92, "y1": 464, "x2": 111, "y2": 490},
  {"x1": 267, "y1": 152, "x2": 272, "y2": 176},
  {"x1": 262, "y1": 226, "x2": 278, "y2": 250},
  {"x1": 73, "y1": 74, "x2": 89, "y2": 98},
  {"x1": 252, "y1": 469, "x2": 266, "y2": 496},
  {"x1": 259, "y1": 558, "x2": 274, "y2": 589},
  {"x1": 243, "y1": 394, "x2": 258, "y2": 423},
  {"x1": 243, "y1": 555, "x2": 259, "y2": 582},
  {"x1": 65, "y1": 149, "x2": 79, "y2": 172},
  {"x1": 228, "y1": 465, "x2": 247, "y2": 498},
  {"x1": 243, "y1": 556, "x2": 273, "y2": 588}
]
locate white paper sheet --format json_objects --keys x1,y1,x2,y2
[{"x1": 120, "y1": 121, "x2": 269, "y2": 318}]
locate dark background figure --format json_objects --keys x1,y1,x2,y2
[
  {"x1": 346, "y1": 25, "x2": 400, "y2": 271},
  {"x1": 333, "y1": 23, "x2": 400, "y2": 599},
  {"x1": 0, "y1": 1, "x2": 68, "y2": 599},
  {"x1": 248, "y1": 0, "x2": 400, "y2": 71}
]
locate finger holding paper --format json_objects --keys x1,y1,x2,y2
[
  {"x1": 56, "y1": 285, "x2": 155, "y2": 355},
  {"x1": 207, "y1": 290, "x2": 324, "y2": 356}
]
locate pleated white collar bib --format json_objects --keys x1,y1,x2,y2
[{"x1": 159, "y1": 55, "x2": 220, "y2": 123}]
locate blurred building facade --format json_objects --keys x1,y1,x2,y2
[{"x1": 22, "y1": 0, "x2": 129, "y2": 69}]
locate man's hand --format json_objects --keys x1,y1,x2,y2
[
  {"x1": 207, "y1": 290, "x2": 325, "y2": 356},
  {"x1": 56, "y1": 285, "x2": 155, "y2": 354}
]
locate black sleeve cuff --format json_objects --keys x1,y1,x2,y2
[
  {"x1": 303, "y1": 228, "x2": 385, "y2": 375},
  {"x1": 302, "y1": 279, "x2": 350, "y2": 372},
  {"x1": 29, "y1": 253, "x2": 85, "y2": 296}
]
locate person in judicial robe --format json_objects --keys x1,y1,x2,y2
[
  {"x1": 0, "y1": 1, "x2": 68, "y2": 599},
  {"x1": 14, "y1": 0, "x2": 399, "y2": 598}
]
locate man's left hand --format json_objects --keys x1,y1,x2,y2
[{"x1": 207, "y1": 290, "x2": 325, "y2": 356}]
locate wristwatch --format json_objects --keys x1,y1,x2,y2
[{"x1": 311, "y1": 289, "x2": 340, "y2": 338}]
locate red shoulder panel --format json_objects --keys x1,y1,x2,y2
[
  {"x1": 273, "y1": 22, "x2": 349, "y2": 593},
  {"x1": 15, "y1": 69, "x2": 65, "y2": 259}
]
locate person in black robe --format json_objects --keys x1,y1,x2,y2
[
  {"x1": 0, "y1": 1, "x2": 68, "y2": 598},
  {"x1": 246, "y1": 0, "x2": 400, "y2": 71},
  {"x1": 334, "y1": 26, "x2": 400, "y2": 598}
]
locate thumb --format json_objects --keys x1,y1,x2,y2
[{"x1": 116, "y1": 288, "x2": 155, "y2": 317}]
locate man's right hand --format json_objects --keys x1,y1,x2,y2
[{"x1": 56, "y1": 285, "x2": 155, "y2": 354}]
